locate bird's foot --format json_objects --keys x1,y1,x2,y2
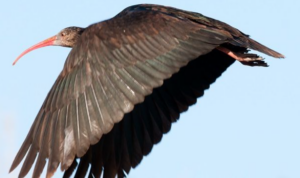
[{"x1": 216, "y1": 46, "x2": 268, "y2": 67}]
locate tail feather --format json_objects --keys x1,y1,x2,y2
[{"x1": 248, "y1": 38, "x2": 284, "y2": 58}]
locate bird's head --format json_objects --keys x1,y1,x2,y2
[
  {"x1": 55, "y1": 27, "x2": 84, "y2": 47},
  {"x1": 13, "y1": 26, "x2": 84, "y2": 65}
]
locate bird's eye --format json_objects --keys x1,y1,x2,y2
[{"x1": 61, "y1": 32, "x2": 66, "y2": 37}]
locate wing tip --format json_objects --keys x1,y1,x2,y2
[{"x1": 9, "y1": 164, "x2": 16, "y2": 174}]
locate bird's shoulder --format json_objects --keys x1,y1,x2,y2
[{"x1": 115, "y1": 4, "x2": 209, "y2": 22}]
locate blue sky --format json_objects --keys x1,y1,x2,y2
[{"x1": 1, "y1": 0, "x2": 299, "y2": 178}]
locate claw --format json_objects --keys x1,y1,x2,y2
[
  {"x1": 241, "y1": 61, "x2": 268, "y2": 67},
  {"x1": 217, "y1": 46, "x2": 268, "y2": 67}
]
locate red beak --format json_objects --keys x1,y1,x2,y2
[{"x1": 13, "y1": 35, "x2": 56, "y2": 65}]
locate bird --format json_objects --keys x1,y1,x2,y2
[{"x1": 10, "y1": 4, "x2": 284, "y2": 178}]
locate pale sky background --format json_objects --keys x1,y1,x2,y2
[{"x1": 1, "y1": 0, "x2": 299, "y2": 178}]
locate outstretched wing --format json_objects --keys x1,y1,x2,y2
[
  {"x1": 11, "y1": 4, "x2": 282, "y2": 178},
  {"x1": 65, "y1": 49, "x2": 235, "y2": 178}
]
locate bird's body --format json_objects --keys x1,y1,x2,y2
[{"x1": 10, "y1": 4, "x2": 283, "y2": 178}]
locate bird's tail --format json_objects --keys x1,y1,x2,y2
[{"x1": 247, "y1": 38, "x2": 284, "y2": 58}]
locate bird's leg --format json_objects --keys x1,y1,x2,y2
[{"x1": 216, "y1": 46, "x2": 268, "y2": 67}]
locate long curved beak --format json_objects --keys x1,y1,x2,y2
[{"x1": 13, "y1": 35, "x2": 57, "y2": 65}]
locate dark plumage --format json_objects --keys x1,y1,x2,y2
[{"x1": 10, "y1": 4, "x2": 283, "y2": 178}]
